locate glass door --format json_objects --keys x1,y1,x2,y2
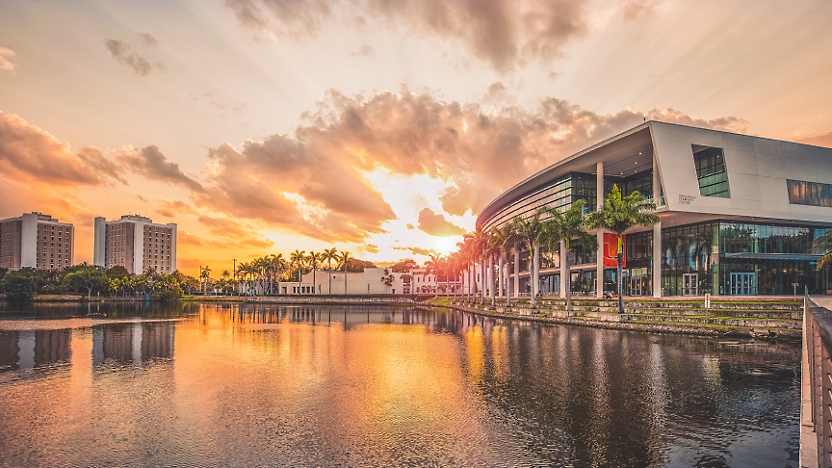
[
  {"x1": 630, "y1": 277, "x2": 642, "y2": 296},
  {"x1": 730, "y1": 272, "x2": 755, "y2": 295},
  {"x1": 682, "y1": 273, "x2": 698, "y2": 296}
]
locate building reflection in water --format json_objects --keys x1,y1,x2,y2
[
  {"x1": 92, "y1": 322, "x2": 175, "y2": 367},
  {"x1": 0, "y1": 329, "x2": 72, "y2": 372}
]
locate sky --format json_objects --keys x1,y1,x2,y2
[{"x1": 1, "y1": 0, "x2": 831, "y2": 276}]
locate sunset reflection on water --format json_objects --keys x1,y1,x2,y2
[{"x1": 0, "y1": 303, "x2": 800, "y2": 467}]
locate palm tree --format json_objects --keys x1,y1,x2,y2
[
  {"x1": 586, "y1": 184, "x2": 659, "y2": 313},
  {"x1": 495, "y1": 222, "x2": 521, "y2": 307},
  {"x1": 425, "y1": 254, "x2": 441, "y2": 298},
  {"x1": 469, "y1": 226, "x2": 491, "y2": 306},
  {"x1": 813, "y1": 230, "x2": 832, "y2": 270},
  {"x1": 541, "y1": 199, "x2": 598, "y2": 312},
  {"x1": 322, "y1": 247, "x2": 339, "y2": 294},
  {"x1": 339, "y1": 251, "x2": 352, "y2": 294},
  {"x1": 269, "y1": 254, "x2": 287, "y2": 294},
  {"x1": 308, "y1": 251, "x2": 322, "y2": 295},
  {"x1": 290, "y1": 250, "x2": 306, "y2": 294},
  {"x1": 458, "y1": 236, "x2": 476, "y2": 303},
  {"x1": 512, "y1": 208, "x2": 546, "y2": 307}
]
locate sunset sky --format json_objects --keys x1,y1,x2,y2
[{"x1": 1, "y1": 0, "x2": 831, "y2": 275}]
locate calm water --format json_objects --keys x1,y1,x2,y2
[{"x1": 0, "y1": 302, "x2": 800, "y2": 467}]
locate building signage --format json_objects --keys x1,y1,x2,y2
[
  {"x1": 603, "y1": 233, "x2": 625, "y2": 268},
  {"x1": 679, "y1": 194, "x2": 696, "y2": 204}
]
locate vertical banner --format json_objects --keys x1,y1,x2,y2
[{"x1": 603, "y1": 233, "x2": 626, "y2": 267}]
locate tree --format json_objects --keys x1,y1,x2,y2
[
  {"x1": 290, "y1": 250, "x2": 306, "y2": 292},
  {"x1": 813, "y1": 230, "x2": 832, "y2": 270},
  {"x1": 586, "y1": 184, "x2": 659, "y2": 313},
  {"x1": 512, "y1": 208, "x2": 547, "y2": 307},
  {"x1": 494, "y1": 222, "x2": 521, "y2": 307},
  {"x1": 339, "y1": 251, "x2": 351, "y2": 294},
  {"x1": 541, "y1": 199, "x2": 598, "y2": 312},
  {"x1": 61, "y1": 265, "x2": 109, "y2": 300},
  {"x1": 391, "y1": 258, "x2": 419, "y2": 273},
  {"x1": 380, "y1": 269, "x2": 394, "y2": 294},
  {"x1": 105, "y1": 265, "x2": 130, "y2": 279},
  {"x1": 321, "y1": 248, "x2": 339, "y2": 294},
  {"x1": 308, "y1": 251, "x2": 322, "y2": 295},
  {"x1": 0, "y1": 267, "x2": 7, "y2": 283},
  {"x1": 0, "y1": 268, "x2": 42, "y2": 300}
]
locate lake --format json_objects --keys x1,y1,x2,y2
[{"x1": 0, "y1": 302, "x2": 800, "y2": 467}]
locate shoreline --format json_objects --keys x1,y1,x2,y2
[{"x1": 1, "y1": 294, "x2": 807, "y2": 341}]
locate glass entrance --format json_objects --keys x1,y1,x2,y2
[
  {"x1": 682, "y1": 273, "x2": 698, "y2": 296},
  {"x1": 730, "y1": 272, "x2": 755, "y2": 295},
  {"x1": 630, "y1": 277, "x2": 643, "y2": 296}
]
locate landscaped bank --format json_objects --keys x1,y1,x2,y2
[
  {"x1": 1, "y1": 294, "x2": 805, "y2": 340},
  {"x1": 424, "y1": 296, "x2": 804, "y2": 340}
]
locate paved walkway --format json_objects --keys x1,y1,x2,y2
[{"x1": 809, "y1": 295, "x2": 832, "y2": 310}]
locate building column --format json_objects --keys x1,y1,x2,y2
[
  {"x1": 498, "y1": 255, "x2": 504, "y2": 297},
  {"x1": 533, "y1": 244, "x2": 540, "y2": 297},
  {"x1": 653, "y1": 220, "x2": 662, "y2": 297},
  {"x1": 652, "y1": 151, "x2": 662, "y2": 297},
  {"x1": 514, "y1": 249, "x2": 520, "y2": 298},
  {"x1": 596, "y1": 161, "x2": 605, "y2": 298},
  {"x1": 559, "y1": 239, "x2": 567, "y2": 298},
  {"x1": 93, "y1": 217, "x2": 106, "y2": 268}
]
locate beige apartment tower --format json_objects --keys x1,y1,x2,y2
[
  {"x1": 93, "y1": 215, "x2": 177, "y2": 274},
  {"x1": 0, "y1": 213, "x2": 74, "y2": 271}
]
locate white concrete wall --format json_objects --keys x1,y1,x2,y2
[
  {"x1": 652, "y1": 121, "x2": 832, "y2": 223},
  {"x1": 167, "y1": 223, "x2": 177, "y2": 272},
  {"x1": 19, "y1": 213, "x2": 38, "y2": 268},
  {"x1": 93, "y1": 217, "x2": 106, "y2": 267}
]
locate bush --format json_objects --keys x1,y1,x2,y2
[{"x1": 0, "y1": 268, "x2": 42, "y2": 300}]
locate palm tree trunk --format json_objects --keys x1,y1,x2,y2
[
  {"x1": 506, "y1": 256, "x2": 512, "y2": 307},
  {"x1": 530, "y1": 242, "x2": 536, "y2": 308},
  {"x1": 490, "y1": 256, "x2": 496, "y2": 307},
  {"x1": 617, "y1": 252, "x2": 624, "y2": 314},
  {"x1": 566, "y1": 252, "x2": 572, "y2": 312},
  {"x1": 480, "y1": 260, "x2": 485, "y2": 306},
  {"x1": 313, "y1": 267, "x2": 317, "y2": 295}
]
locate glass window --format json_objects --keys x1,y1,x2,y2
[
  {"x1": 692, "y1": 146, "x2": 730, "y2": 198},
  {"x1": 787, "y1": 179, "x2": 832, "y2": 207}
]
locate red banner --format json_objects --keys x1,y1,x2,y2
[{"x1": 603, "y1": 233, "x2": 625, "y2": 268}]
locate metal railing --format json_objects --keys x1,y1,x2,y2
[{"x1": 803, "y1": 296, "x2": 832, "y2": 467}]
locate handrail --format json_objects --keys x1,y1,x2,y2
[{"x1": 803, "y1": 295, "x2": 832, "y2": 467}]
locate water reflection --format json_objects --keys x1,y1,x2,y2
[
  {"x1": 0, "y1": 329, "x2": 72, "y2": 371},
  {"x1": 92, "y1": 322, "x2": 175, "y2": 367},
  {"x1": 0, "y1": 303, "x2": 800, "y2": 467}
]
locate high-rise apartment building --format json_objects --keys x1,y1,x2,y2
[
  {"x1": 93, "y1": 215, "x2": 177, "y2": 274},
  {"x1": 0, "y1": 213, "x2": 74, "y2": 271}
]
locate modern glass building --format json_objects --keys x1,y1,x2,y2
[{"x1": 477, "y1": 121, "x2": 832, "y2": 297}]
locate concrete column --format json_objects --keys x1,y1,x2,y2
[
  {"x1": 168, "y1": 223, "x2": 177, "y2": 272},
  {"x1": 596, "y1": 161, "x2": 604, "y2": 298},
  {"x1": 533, "y1": 244, "x2": 540, "y2": 297},
  {"x1": 93, "y1": 217, "x2": 107, "y2": 268},
  {"x1": 559, "y1": 239, "x2": 567, "y2": 298},
  {"x1": 513, "y1": 249, "x2": 520, "y2": 298},
  {"x1": 498, "y1": 255, "x2": 504, "y2": 297},
  {"x1": 653, "y1": 220, "x2": 662, "y2": 297},
  {"x1": 133, "y1": 221, "x2": 146, "y2": 275},
  {"x1": 653, "y1": 151, "x2": 662, "y2": 297},
  {"x1": 20, "y1": 213, "x2": 38, "y2": 268}
]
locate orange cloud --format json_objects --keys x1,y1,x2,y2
[
  {"x1": 0, "y1": 47, "x2": 16, "y2": 73},
  {"x1": 0, "y1": 112, "x2": 118, "y2": 186},
  {"x1": 104, "y1": 39, "x2": 165, "y2": 76},
  {"x1": 116, "y1": 145, "x2": 203, "y2": 191},
  {"x1": 800, "y1": 131, "x2": 832, "y2": 148},
  {"x1": 227, "y1": 0, "x2": 589, "y2": 72},
  {"x1": 417, "y1": 208, "x2": 466, "y2": 236}
]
